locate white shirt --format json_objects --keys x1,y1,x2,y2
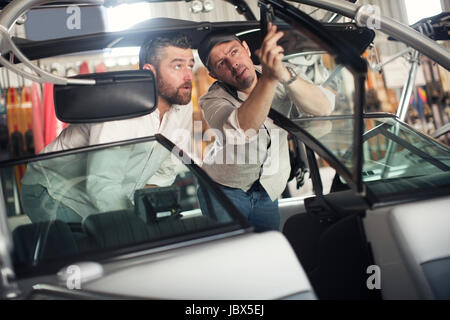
[
  {"x1": 44, "y1": 103, "x2": 192, "y2": 152},
  {"x1": 22, "y1": 103, "x2": 193, "y2": 217}
]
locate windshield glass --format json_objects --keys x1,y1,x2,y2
[
  {"x1": 291, "y1": 117, "x2": 354, "y2": 173},
  {"x1": 267, "y1": 18, "x2": 359, "y2": 180},
  {"x1": 361, "y1": 117, "x2": 450, "y2": 198},
  {"x1": 1, "y1": 137, "x2": 246, "y2": 275},
  {"x1": 331, "y1": 116, "x2": 450, "y2": 199}
]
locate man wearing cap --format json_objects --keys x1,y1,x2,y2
[{"x1": 197, "y1": 24, "x2": 335, "y2": 232}]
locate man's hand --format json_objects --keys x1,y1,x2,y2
[
  {"x1": 255, "y1": 23, "x2": 291, "y2": 83},
  {"x1": 256, "y1": 24, "x2": 334, "y2": 116},
  {"x1": 235, "y1": 23, "x2": 289, "y2": 132}
]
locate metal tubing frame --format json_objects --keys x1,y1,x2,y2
[
  {"x1": 0, "y1": 182, "x2": 21, "y2": 299},
  {"x1": 370, "y1": 47, "x2": 413, "y2": 72},
  {"x1": 380, "y1": 50, "x2": 420, "y2": 178},
  {"x1": 289, "y1": 0, "x2": 450, "y2": 70},
  {"x1": 0, "y1": 0, "x2": 102, "y2": 85},
  {"x1": 396, "y1": 49, "x2": 420, "y2": 121},
  {"x1": 0, "y1": 0, "x2": 448, "y2": 85},
  {"x1": 0, "y1": 0, "x2": 103, "y2": 29}
]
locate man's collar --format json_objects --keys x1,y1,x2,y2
[{"x1": 216, "y1": 80, "x2": 239, "y2": 100}]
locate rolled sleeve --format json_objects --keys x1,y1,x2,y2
[{"x1": 200, "y1": 96, "x2": 258, "y2": 144}]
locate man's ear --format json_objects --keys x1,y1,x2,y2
[
  {"x1": 142, "y1": 63, "x2": 157, "y2": 77},
  {"x1": 242, "y1": 41, "x2": 251, "y2": 57}
]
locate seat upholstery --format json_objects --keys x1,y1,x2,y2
[
  {"x1": 82, "y1": 210, "x2": 218, "y2": 249},
  {"x1": 13, "y1": 220, "x2": 79, "y2": 265}
]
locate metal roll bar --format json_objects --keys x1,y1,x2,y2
[
  {"x1": 0, "y1": 0, "x2": 102, "y2": 85},
  {"x1": 290, "y1": 0, "x2": 450, "y2": 71},
  {"x1": 290, "y1": 0, "x2": 449, "y2": 123},
  {"x1": 0, "y1": 0, "x2": 448, "y2": 85}
]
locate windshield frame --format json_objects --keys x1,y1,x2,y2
[
  {"x1": 0, "y1": 134, "x2": 252, "y2": 278},
  {"x1": 262, "y1": 0, "x2": 367, "y2": 193},
  {"x1": 352, "y1": 114, "x2": 450, "y2": 208}
]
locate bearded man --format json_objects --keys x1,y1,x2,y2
[{"x1": 21, "y1": 33, "x2": 195, "y2": 223}]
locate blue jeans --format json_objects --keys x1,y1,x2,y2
[
  {"x1": 21, "y1": 184, "x2": 82, "y2": 223},
  {"x1": 197, "y1": 181, "x2": 280, "y2": 233}
]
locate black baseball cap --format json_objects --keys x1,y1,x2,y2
[{"x1": 198, "y1": 33, "x2": 240, "y2": 69}]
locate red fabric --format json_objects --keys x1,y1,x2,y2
[
  {"x1": 43, "y1": 82, "x2": 68, "y2": 146},
  {"x1": 43, "y1": 83, "x2": 56, "y2": 146},
  {"x1": 95, "y1": 62, "x2": 107, "y2": 73},
  {"x1": 79, "y1": 61, "x2": 90, "y2": 75},
  {"x1": 31, "y1": 82, "x2": 45, "y2": 153}
]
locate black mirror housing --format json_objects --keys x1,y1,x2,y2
[{"x1": 54, "y1": 70, "x2": 157, "y2": 123}]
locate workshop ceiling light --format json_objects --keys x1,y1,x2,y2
[
  {"x1": 203, "y1": 0, "x2": 214, "y2": 12},
  {"x1": 189, "y1": 0, "x2": 215, "y2": 14},
  {"x1": 106, "y1": 2, "x2": 151, "y2": 32},
  {"x1": 189, "y1": 0, "x2": 203, "y2": 14}
]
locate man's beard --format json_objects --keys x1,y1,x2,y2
[
  {"x1": 157, "y1": 72, "x2": 192, "y2": 106},
  {"x1": 231, "y1": 64, "x2": 254, "y2": 91}
]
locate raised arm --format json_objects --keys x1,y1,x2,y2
[
  {"x1": 236, "y1": 24, "x2": 286, "y2": 132},
  {"x1": 283, "y1": 73, "x2": 334, "y2": 116},
  {"x1": 237, "y1": 24, "x2": 333, "y2": 131}
]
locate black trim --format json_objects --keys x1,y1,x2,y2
[
  {"x1": 362, "y1": 185, "x2": 379, "y2": 207},
  {"x1": 14, "y1": 17, "x2": 375, "y2": 63},
  {"x1": 363, "y1": 112, "x2": 398, "y2": 119},
  {"x1": 261, "y1": 0, "x2": 367, "y2": 194},
  {"x1": 305, "y1": 146, "x2": 323, "y2": 196},
  {"x1": 369, "y1": 187, "x2": 450, "y2": 210},
  {"x1": 353, "y1": 73, "x2": 366, "y2": 193},
  {"x1": 27, "y1": 284, "x2": 146, "y2": 300},
  {"x1": 15, "y1": 20, "x2": 261, "y2": 61},
  {"x1": 155, "y1": 134, "x2": 252, "y2": 228},
  {"x1": 262, "y1": 0, "x2": 367, "y2": 74},
  {"x1": 54, "y1": 70, "x2": 158, "y2": 124},
  {"x1": 0, "y1": 136, "x2": 160, "y2": 167},
  {"x1": 214, "y1": 80, "x2": 241, "y2": 101}
]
